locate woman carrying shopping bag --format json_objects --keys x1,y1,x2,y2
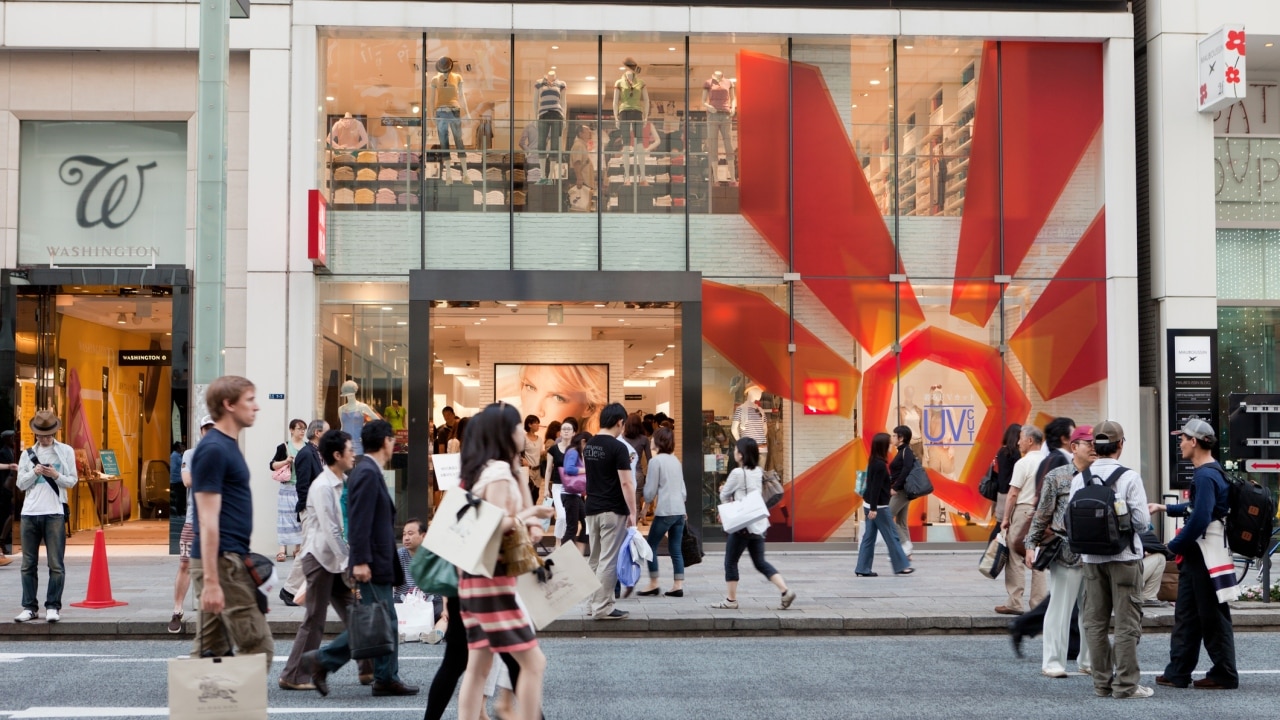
[
  {"x1": 710, "y1": 437, "x2": 796, "y2": 610},
  {"x1": 455, "y1": 402, "x2": 554, "y2": 720},
  {"x1": 271, "y1": 419, "x2": 307, "y2": 562},
  {"x1": 856, "y1": 433, "x2": 914, "y2": 577},
  {"x1": 636, "y1": 426, "x2": 686, "y2": 597}
]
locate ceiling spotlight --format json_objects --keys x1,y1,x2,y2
[
  {"x1": 551, "y1": 45, "x2": 559, "y2": 50},
  {"x1": 382, "y1": 306, "x2": 393, "y2": 310},
  {"x1": 547, "y1": 304, "x2": 564, "y2": 325},
  {"x1": 325, "y1": 96, "x2": 335, "y2": 101},
  {"x1": 412, "y1": 105, "x2": 420, "y2": 114},
  {"x1": 396, "y1": 321, "x2": 407, "y2": 326},
  {"x1": 669, "y1": 47, "x2": 676, "y2": 51},
  {"x1": 667, "y1": 344, "x2": 675, "y2": 348},
  {"x1": 870, "y1": 79, "x2": 881, "y2": 85},
  {"x1": 645, "y1": 360, "x2": 654, "y2": 364},
  {"x1": 116, "y1": 313, "x2": 127, "y2": 325},
  {"x1": 655, "y1": 352, "x2": 664, "y2": 357},
  {"x1": 594, "y1": 303, "x2": 606, "y2": 308},
  {"x1": 433, "y1": 324, "x2": 446, "y2": 329},
  {"x1": 904, "y1": 45, "x2": 914, "y2": 50}
]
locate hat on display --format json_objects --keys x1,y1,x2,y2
[
  {"x1": 30, "y1": 410, "x2": 61, "y2": 437},
  {"x1": 436, "y1": 56, "x2": 455, "y2": 73},
  {"x1": 199, "y1": 415, "x2": 215, "y2": 429},
  {"x1": 341, "y1": 380, "x2": 359, "y2": 397},
  {"x1": 622, "y1": 57, "x2": 641, "y2": 74},
  {"x1": 1172, "y1": 417, "x2": 1216, "y2": 444},
  {"x1": 1069, "y1": 425, "x2": 1094, "y2": 443},
  {"x1": 1092, "y1": 420, "x2": 1125, "y2": 445}
]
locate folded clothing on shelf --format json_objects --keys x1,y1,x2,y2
[
  {"x1": 378, "y1": 151, "x2": 399, "y2": 163},
  {"x1": 375, "y1": 188, "x2": 397, "y2": 204},
  {"x1": 333, "y1": 188, "x2": 355, "y2": 204},
  {"x1": 485, "y1": 167, "x2": 504, "y2": 181},
  {"x1": 332, "y1": 152, "x2": 357, "y2": 163},
  {"x1": 653, "y1": 195, "x2": 673, "y2": 207},
  {"x1": 333, "y1": 166, "x2": 355, "y2": 181},
  {"x1": 354, "y1": 188, "x2": 375, "y2": 204},
  {"x1": 473, "y1": 189, "x2": 506, "y2": 205},
  {"x1": 511, "y1": 168, "x2": 526, "y2": 183},
  {"x1": 526, "y1": 167, "x2": 543, "y2": 182},
  {"x1": 512, "y1": 190, "x2": 526, "y2": 206},
  {"x1": 378, "y1": 167, "x2": 399, "y2": 181},
  {"x1": 398, "y1": 192, "x2": 419, "y2": 205},
  {"x1": 467, "y1": 168, "x2": 484, "y2": 182},
  {"x1": 466, "y1": 152, "x2": 482, "y2": 163},
  {"x1": 357, "y1": 168, "x2": 378, "y2": 181},
  {"x1": 398, "y1": 169, "x2": 419, "y2": 181},
  {"x1": 401, "y1": 152, "x2": 422, "y2": 164},
  {"x1": 357, "y1": 151, "x2": 378, "y2": 163}
]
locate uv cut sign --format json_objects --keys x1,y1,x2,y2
[
  {"x1": 923, "y1": 405, "x2": 977, "y2": 447},
  {"x1": 19, "y1": 121, "x2": 188, "y2": 267}
]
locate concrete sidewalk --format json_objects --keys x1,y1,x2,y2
[{"x1": 4, "y1": 544, "x2": 1280, "y2": 639}]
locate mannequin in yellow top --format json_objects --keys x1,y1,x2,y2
[
  {"x1": 613, "y1": 58, "x2": 651, "y2": 186},
  {"x1": 427, "y1": 56, "x2": 471, "y2": 183}
]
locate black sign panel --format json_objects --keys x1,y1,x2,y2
[
  {"x1": 118, "y1": 350, "x2": 171, "y2": 366},
  {"x1": 1167, "y1": 329, "x2": 1218, "y2": 490}
]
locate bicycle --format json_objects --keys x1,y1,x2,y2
[{"x1": 1232, "y1": 525, "x2": 1280, "y2": 586}]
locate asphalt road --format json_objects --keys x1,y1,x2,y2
[{"x1": 1, "y1": 633, "x2": 1277, "y2": 719}]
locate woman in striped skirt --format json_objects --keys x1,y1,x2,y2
[{"x1": 456, "y1": 402, "x2": 554, "y2": 720}]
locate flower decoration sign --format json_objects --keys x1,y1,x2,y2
[{"x1": 1199, "y1": 25, "x2": 1246, "y2": 114}]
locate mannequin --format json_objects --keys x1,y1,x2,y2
[
  {"x1": 731, "y1": 385, "x2": 768, "y2": 445},
  {"x1": 898, "y1": 385, "x2": 925, "y2": 463},
  {"x1": 701, "y1": 71, "x2": 737, "y2": 184},
  {"x1": 427, "y1": 56, "x2": 471, "y2": 183},
  {"x1": 612, "y1": 58, "x2": 651, "y2": 186},
  {"x1": 328, "y1": 112, "x2": 369, "y2": 150},
  {"x1": 533, "y1": 70, "x2": 567, "y2": 181},
  {"x1": 338, "y1": 380, "x2": 381, "y2": 455}
]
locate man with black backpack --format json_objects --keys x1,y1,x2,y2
[
  {"x1": 1066, "y1": 420, "x2": 1152, "y2": 699},
  {"x1": 1148, "y1": 418, "x2": 1238, "y2": 690}
]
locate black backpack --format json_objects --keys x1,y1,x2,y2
[
  {"x1": 1221, "y1": 468, "x2": 1276, "y2": 559},
  {"x1": 1066, "y1": 466, "x2": 1133, "y2": 556}
]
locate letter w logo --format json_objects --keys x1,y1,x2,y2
[{"x1": 59, "y1": 155, "x2": 157, "y2": 229}]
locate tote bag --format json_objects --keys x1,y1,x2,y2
[
  {"x1": 423, "y1": 487, "x2": 505, "y2": 578},
  {"x1": 718, "y1": 491, "x2": 769, "y2": 534},
  {"x1": 516, "y1": 543, "x2": 602, "y2": 630}
]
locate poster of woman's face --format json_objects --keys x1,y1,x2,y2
[{"x1": 495, "y1": 363, "x2": 608, "y2": 433}]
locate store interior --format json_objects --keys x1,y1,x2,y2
[{"x1": 12, "y1": 285, "x2": 175, "y2": 542}]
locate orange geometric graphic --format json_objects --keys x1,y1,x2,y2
[{"x1": 1007, "y1": 208, "x2": 1108, "y2": 400}]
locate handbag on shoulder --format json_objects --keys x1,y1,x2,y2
[{"x1": 496, "y1": 519, "x2": 543, "y2": 577}]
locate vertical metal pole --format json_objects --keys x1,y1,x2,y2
[{"x1": 194, "y1": 0, "x2": 230, "y2": 386}]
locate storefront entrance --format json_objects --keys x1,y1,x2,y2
[
  {"x1": 1, "y1": 268, "x2": 190, "y2": 549},
  {"x1": 406, "y1": 270, "x2": 703, "y2": 533}
]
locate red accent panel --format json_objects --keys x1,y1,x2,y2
[
  {"x1": 783, "y1": 439, "x2": 868, "y2": 542},
  {"x1": 738, "y1": 52, "x2": 924, "y2": 354},
  {"x1": 861, "y1": 326, "x2": 1031, "y2": 517},
  {"x1": 737, "y1": 51, "x2": 790, "y2": 262},
  {"x1": 952, "y1": 42, "x2": 1104, "y2": 325},
  {"x1": 702, "y1": 281, "x2": 861, "y2": 418},
  {"x1": 1007, "y1": 208, "x2": 1108, "y2": 400}
]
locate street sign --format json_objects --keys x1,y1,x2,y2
[{"x1": 1245, "y1": 459, "x2": 1280, "y2": 473}]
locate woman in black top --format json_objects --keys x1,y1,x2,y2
[
  {"x1": 855, "y1": 433, "x2": 912, "y2": 577},
  {"x1": 994, "y1": 423, "x2": 1022, "y2": 521},
  {"x1": 888, "y1": 425, "x2": 918, "y2": 559}
]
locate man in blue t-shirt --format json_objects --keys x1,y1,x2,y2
[
  {"x1": 189, "y1": 375, "x2": 272, "y2": 666},
  {"x1": 1149, "y1": 418, "x2": 1238, "y2": 690}
]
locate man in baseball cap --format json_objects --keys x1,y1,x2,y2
[
  {"x1": 168, "y1": 415, "x2": 217, "y2": 634},
  {"x1": 1149, "y1": 418, "x2": 1237, "y2": 690},
  {"x1": 15, "y1": 410, "x2": 78, "y2": 623}
]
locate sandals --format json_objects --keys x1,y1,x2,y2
[
  {"x1": 276, "y1": 552, "x2": 287, "y2": 562},
  {"x1": 896, "y1": 568, "x2": 915, "y2": 575}
]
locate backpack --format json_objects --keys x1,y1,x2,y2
[
  {"x1": 1065, "y1": 466, "x2": 1133, "y2": 556},
  {"x1": 1221, "y1": 468, "x2": 1276, "y2": 559}
]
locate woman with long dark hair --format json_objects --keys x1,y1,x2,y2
[
  {"x1": 856, "y1": 432, "x2": 913, "y2": 577},
  {"x1": 559, "y1": 431, "x2": 592, "y2": 553},
  {"x1": 710, "y1": 437, "x2": 796, "y2": 610},
  {"x1": 995, "y1": 423, "x2": 1023, "y2": 522},
  {"x1": 428, "y1": 403, "x2": 551, "y2": 720}
]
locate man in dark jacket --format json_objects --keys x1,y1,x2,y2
[
  {"x1": 305, "y1": 420, "x2": 418, "y2": 698},
  {"x1": 280, "y1": 420, "x2": 327, "y2": 606}
]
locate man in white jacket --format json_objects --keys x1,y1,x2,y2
[
  {"x1": 15, "y1": 410, "x2": 78, "y2": 623},
  {"x1": 279, "y1": 428, "x2": 372, "y2": 689}
]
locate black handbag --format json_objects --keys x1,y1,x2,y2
[
  {"x1": 680, "y1": 530, "x2": 703, "y2": 567},
  {"x1": 348, "y1": 588, "x2": 396, "y2": 659},
  {"x1": 1032, "y1": 535, "x2": 1063, "y2": 571},
  {"x1": 904, "y1": 458, "x2": 934, "y2": 500}
]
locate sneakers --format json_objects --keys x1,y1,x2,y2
[
  {"x1": 167, "y1": 612, "x2": 184, "y2": 634},
  {"x1": 710, "y1": 599, "x2": 739, "y2": 609},
  {"x1": 14, "y1": 609, "x2": 36, "y2": 623},
  {"x1": 780, "y1": 589, "x2": 797, "y2": 610},
  {"x1": 1114, "y1": 685, "x2": 1155, "y2": 699},
  {"x1": 422, "y1": 628, "x2": 446, "y2": 645},
  {"x1": 45, "y1": 609, "x2": 60, "y2": 623},
  {"x1": 595, "y1": 609, "x2": 629, "y2": 620},
  {"x1": 1042, "y1": 667, "x2": 1069, "y2": 678}
]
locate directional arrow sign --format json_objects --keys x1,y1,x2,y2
[{"x1": 1245, "y1": 459, "x2": 1280, "y2": 473}]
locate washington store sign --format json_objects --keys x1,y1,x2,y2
[{"x1": 18, "y1": 121, "x2": 187, "y2": 267}]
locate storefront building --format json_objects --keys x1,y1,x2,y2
[
  {"x1": 0, "y1": 2, "x2": 291, "y2": 549},
  {"x1": 296, "y1": 2, "x2": 1139, "y2": 545}
]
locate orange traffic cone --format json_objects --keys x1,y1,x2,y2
[{"x1": 71, "y1": 529, "x2": 128, "y2": 609}]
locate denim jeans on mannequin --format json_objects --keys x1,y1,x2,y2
[
  {"x1": 435, "y1": 107, "x2": 464, "y2": 164},
  {"x1": 20, "y1": 513, "x2": 66, "y2": 610},
  {"x1": 706, "y1": 111, "x2": 736, "y2": 181}
]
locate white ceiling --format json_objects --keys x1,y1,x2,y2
[{"x1": 56, "y1": 294, "x2": 173, "y2": 335}]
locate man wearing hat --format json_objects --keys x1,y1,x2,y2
[
  {"x1": 1149, "y1": 418, "x2": 1238, "y2": 690},
  {"x1": 1067, "y1": 419, "x2": 1152, "y2": 699},
  {"x1": 14, "y1": 409, "x2": 78, "y2": 623}
]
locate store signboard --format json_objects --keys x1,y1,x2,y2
[
  {"x1": 803, "y1": 379, "x2": 839, "y2": 415},
  {"x1": 1167, "y1": 330, "x2": 1218, "y2": 489},
  {"x1": 1198, "y1": 25, "x2": 1246, "y2": 113},
  {"x1": 18, "y1": 121, "x2": 188, "y2": 267},
  {"x1": 308, "y1": 190, "x2": 328, "y2": 268},
  {"x1": 118, "y1": 350, "x2": 171, "y2": 366}
]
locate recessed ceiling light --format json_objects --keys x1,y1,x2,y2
[
  {"x1": 548, "y1": 322, "x2": 558, "y2": 326},
  {"x1": 473, "y1": 321, "x2": 481, "y2": 325},
  {"x1": 396, "y1": 321, "x2": 407, "y2": 326},
  {"x1": 382, "y1": 306, "x2": 393, "y2": 310},
  {"x1": 861, "y1": 93, "x2": 869, "y2": 97},
  {"x1": 585, "y1": 76, "x2": 596, "y2": 81},
  {"x1": 645, "y1": 360, "x2": 653, "y2": 364},
  {"x1": 617, "y1": 319, "x2": 625, "y2": 322},
  {"x1": 551, "y1": 45, "x2": 559, "y2": 50},
  {"x1": 325, "y1": 96, "x2": 335, "y2": 101},
  {"x1": 669, "y1": 47, "x2": 676, "y2": 51},
  {"x1": 851, "y1": 104, "x2": 858, "y2": 109},
  {"x1": 505, "y1": 303, "x2": 518, "y2": 307},
  {"x1": 884, "y1": 66, "x2": 890, "y2": 72},
  {"x1": 870, "y1": 80, "x2": 881, "y2": 85},
  {"x1": 655, "y1": 352, "x2": 664, "y2": 357},
  {"x1": 637, "y1": 365, "x2": 645, "y2": 369},
  {"x1": 165, "y1": 332, "x2": 172, "y2": 336},
  {"x1": 116, "y1": 313, "x2": 127, "y2": 325},
  {"x1": 594, "y1": 303, "x2": 606, "y2": 308},
  {"x1": 433, "y1": 325, "x2": 445, "y2": 329},
  {"x1": 667, "y1": 344, "x2": 675, "y2": 348},
  {"x1": 480, "y1": 317, "x2": 487, "y2": 322},
  {"x1": 904, "y1": 45, "x2": 913, "y2": 50},
  {"x1": 1268, "y1": 42, "x2": 1276, "y2": 48}
]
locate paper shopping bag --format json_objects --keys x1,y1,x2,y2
[
  {"x1": 978, "y1": 530, "x2": 1008, "y2": 580},
  {"x1": 516, "y1": 543, "x2": 602, "y2": 630},
  {"x1": 718, "y1": 492, "x2": 769, "y2": 534},
  {"x1": 168, "y1": 653, "x2": 268, "y2": 720},
  {"x1": 396, "y1": 592, "x2": 436, "y2": 643},
  {"x1": 424, "y1": 487, "x2": 505, "y2": 578}
]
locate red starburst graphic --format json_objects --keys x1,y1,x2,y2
[{"x1": 1226, "y1": 30, "x2": 1246, "y2": 56}]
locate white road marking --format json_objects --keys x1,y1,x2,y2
[
  {"x1": 0, "y1": 654, "x2": 116, "y2": 663},
  {"x1": 2, "y1": 709, "x2": 418, "y2": 718}
]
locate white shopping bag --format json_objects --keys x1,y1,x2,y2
[
  {"x1": 516, "y1": 543, "x2": 602, "y2": 630},
  {"x1": 168, "y1": 653, "x2": 268, "y2": 720},
  {"x1": 396, "y1": 591, "x2": 436, "y2": 643},
  {"x1": 423, "y1": 487, "x2": 505, "y2": 578},
  {"x1": 718, "y1": 491, "x2": 770, "y2": 533}
]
